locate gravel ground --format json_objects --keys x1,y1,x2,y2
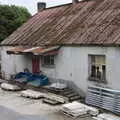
[{"x1": 0, "y1": 88, "x2": 93, "y2": 120}]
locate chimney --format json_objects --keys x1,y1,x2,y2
[
  {"x1": 72, "y1": 0, "x2": 79, "y2": 4},
  {"x1": 37, "y1": 2, "x2": 46, "y2": 11}
]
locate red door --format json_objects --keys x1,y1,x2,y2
[{"x1": 32, "y1": 56, "x2": 40, "y2": 73}]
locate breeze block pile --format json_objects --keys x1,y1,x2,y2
[{"x1": 61, "y1": 101, "x2": 99, "y2": 118}]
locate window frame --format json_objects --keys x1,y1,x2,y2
[
  {"x1": 42, "y1": 55, "x2": 55, "y2": 68},
  {"x1": 88, "y1": 54, "x2": 107, "y2": 83}
]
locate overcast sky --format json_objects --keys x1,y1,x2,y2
[{"x1": 0, "y1": 0, "x2": 72, "y2": 15}]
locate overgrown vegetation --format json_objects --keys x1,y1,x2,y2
[{"x1": 0, "y1": 5, "x2": 31, "y2": 42}]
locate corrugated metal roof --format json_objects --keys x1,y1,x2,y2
[
  {"x1": 7, "y1": 46, "x2": 60, "y2": 55},
  {"x1": 2, "y1": 0, "x2": 120, "y2": 46},
  {"x1": 7, "y1": 47, "x2": 26, "y2": 54}
]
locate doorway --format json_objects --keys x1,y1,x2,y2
[{"x1": 32, "y1": 56, "x2": 40, "y2": 74}]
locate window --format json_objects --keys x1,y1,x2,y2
[
  {"x1": 42, "y1": 55, "x2": 55, "y2": 67},
  {"x1": 88, "y1": 55, "x2": 106, "y2": 82}
]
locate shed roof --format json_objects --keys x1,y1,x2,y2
[
  {"x1": 7, "y1": 46, "x2": 60, "y2": 55},
  {"x1": 1, "y1": 0, "x2": 120, "y2": 46}
]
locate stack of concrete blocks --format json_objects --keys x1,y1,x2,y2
[{"x1": 61, "y1": 101, "x2": 99, "y2": 118}]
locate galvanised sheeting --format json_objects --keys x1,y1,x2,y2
[
  {"x1": 85, "y1": 86, "x2": 120, "y2": 114},
  {"x1": 1, "y1": 0, "x2": 120, "y2": 46},
  {"x1": 7, "y1": 46, "x2": 59, "y2": 55}
]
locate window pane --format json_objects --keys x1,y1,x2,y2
[
  {"x1": 89, "y1": 55, "x2": 106, "y2": 81},
  {"x1": 91, "y1": 65, "x2": 96, "y2": 77},
  {"x1": 50, "y1": 56, "x2": 54, "y2": 65},
  {"x1": 91, "y1": 56, "x2": 95, "y2": 65},
  {"x1": 43, "y1": 55, "x2": 54, "y2": 66},
  {"x1": 102, "y1": 65, "x2": 106, "y2": 80}
]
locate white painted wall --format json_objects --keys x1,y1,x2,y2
[
  {"x1": 40, "y1": 46, "x2": 120, "y2": 94},
  {"x1": 1, "y1": 46, "x2": 120, "y2": 94},
  {"x1": 1, "y1": 46, "x2": 32, "y2": 80}
]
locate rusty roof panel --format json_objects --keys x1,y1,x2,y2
[
  {"x1": 7, "y1": 46, "x2": 59, "y2": 55},
  {"x1": 7, "y1": 47, "x2": 27, "y2": 54},
  {"x1": 2, "y1": 0, "x2": 120, "y2": 46}
]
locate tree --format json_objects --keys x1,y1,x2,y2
[{"x1": 0, "y1": 5, "x2": 31, "y2": 42}]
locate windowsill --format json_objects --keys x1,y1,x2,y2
[
  {"x1": 42, "y1": 64, "x2": 55, "y2": 68},
  {"x1": 88, "y1": 76, "x2": 107, "y2": 84}
]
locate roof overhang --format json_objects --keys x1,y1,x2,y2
[
  {"x1": 7, "y1": 46, "x2": 60, "y2": 55},
  {"x1": 7, "y1": 47, "x2": 27, "y2": 54}
]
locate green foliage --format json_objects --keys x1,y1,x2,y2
[{"x1": 0, "y1": 5, "x2": 31, "y2": 42}]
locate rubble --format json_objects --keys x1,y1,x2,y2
[{"x1": 1, "y1": 83, "x2": 21, "y2": 91}]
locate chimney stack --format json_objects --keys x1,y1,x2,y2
[
  {"x1": 37, "y1": 2, "x2": 46, "y2": 11},
  {"x1": 72, "y1": 0, "x2": 79, "y2": 4}
]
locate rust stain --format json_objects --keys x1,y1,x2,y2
[{"x1": 2, "y1": 0, "x2": 120, "y2": 46}]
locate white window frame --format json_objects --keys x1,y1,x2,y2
[{"x1": 88, "y1": 55, "x2": 106, "y2": 83}]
